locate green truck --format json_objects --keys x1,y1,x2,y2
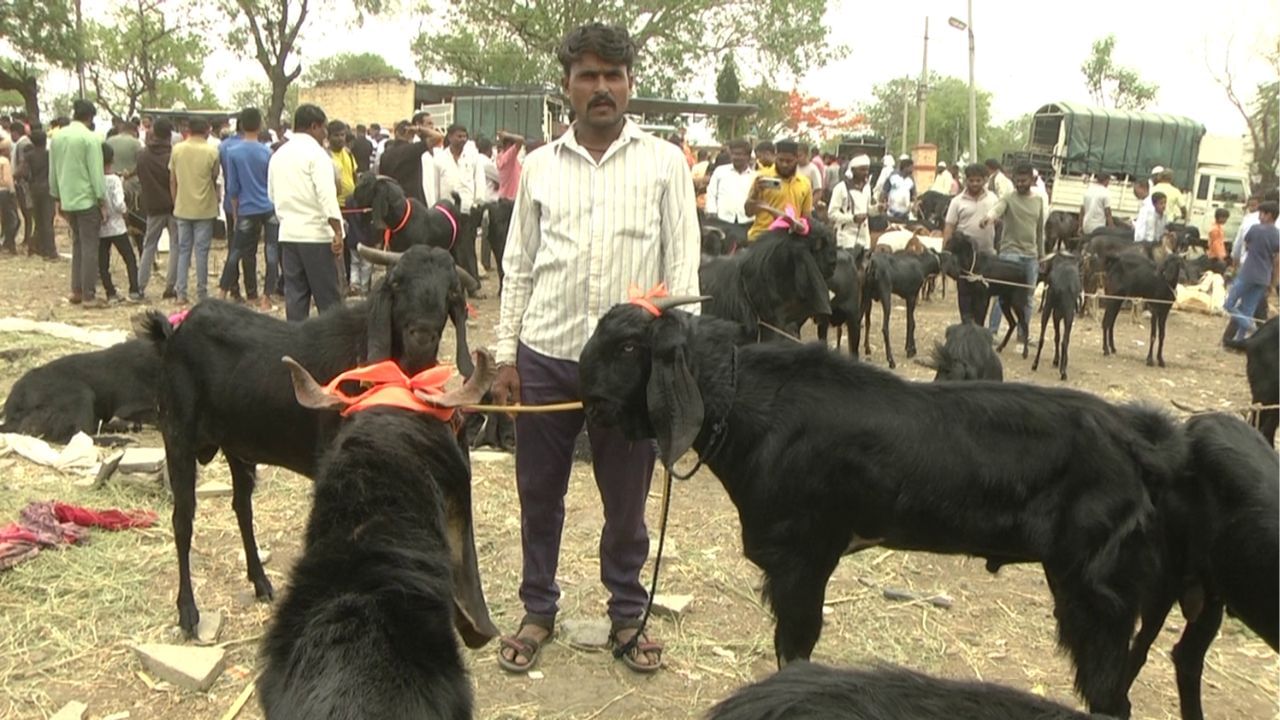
[{"x1": 1006, "y1": 102, "x2": 1252, "y2": 238}]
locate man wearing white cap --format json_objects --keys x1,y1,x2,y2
[
  {"x1": 930, "y1": 161, "x2": 956, "y2": 195},
  {"x1": 829, "y1": 154, "x2": 872, "y2": 248}
]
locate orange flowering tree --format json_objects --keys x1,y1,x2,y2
[{"x1": 785, "y1": 90, "x2": 864, "y2": 142}]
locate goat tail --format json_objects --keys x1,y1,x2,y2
[
  {"x1": 1122, "y1": 404, "x2": 1188, "y2": 499},
  {"x1": 132, "y1": 310, "x2": 174, "y2": 347}
]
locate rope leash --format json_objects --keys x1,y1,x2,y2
[
  {"x1": 460, "y1": 401, "x2": 583, "y2": 413},
  {"x1": 613, "y1": 466, "x2": 674, "y2": 663},
  {"x1": 959, "y1": 271, "x2": 1274, "y2": 315}
]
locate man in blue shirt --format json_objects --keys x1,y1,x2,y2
[
  {"x1": 1223, "y1": 200, "x2": 1279, "y2": 350},
  {"x1": 221, "y1": 108, "x2": 279, "y2": 310}
]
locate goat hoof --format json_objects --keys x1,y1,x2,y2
[
  {"x1": 253, "y1": 577, "x2": 276, "y2": 602},
  {"x1": 1146, "y1": 358, "x2": 1154, "y2": 367},
  {"x1": 178, "y1": 603, "x2": 200, "y2": 637},
  {"x1": 906, "y1": 348, "x2": 917, "y2": 359},
  {"x1": 1158, "y1": 359, "x2": 1165, "y2": 368},
  {"x1": 887, "y1": 359, "x2": 897, "y2": 369},
  {"x1": 1060, "y1": 372, "x2": 1068, "y2": 381},
  {"x1": 1031, "y1": 362, "x2": 1039, "y2": 371}
]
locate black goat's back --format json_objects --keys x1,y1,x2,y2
[
  {"x1": 258, "y1": 410, "x2": 472, "y2": 720},
  {"x1": 1184, "y1": 413, "x2": 1280, "y2": 648},
  {"x1": 932, "y1": 323, "x2": 1002, "y2": 381},
  {"x1": 705, "y1": 662, "x2": 1089, "y2": 720},
  {"x1": 1245, "y1": 318, "x2": 1278, "y2": 445},
  {"x1": 0, "y1": 339, "x2": 159, "y2": 443}
]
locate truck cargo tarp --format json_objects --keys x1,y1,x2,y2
[{"x1": 1035, "y1": 102, "x2": 1205, "y2": 188}]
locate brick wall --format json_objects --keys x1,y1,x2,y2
[{"x1": 298, "y1": 78, "x2": 415, "y2": 129}]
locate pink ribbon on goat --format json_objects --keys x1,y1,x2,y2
[
  {"x1": 768, "y1": 205, "x2": 811, "y2": 236},
  {"x1": 168, "y1": 310, "x2": 190, "y2": 328},
  {"x1": 628, "y1": 283, "x2": 669, "y2": 317}
]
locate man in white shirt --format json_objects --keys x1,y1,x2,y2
[
  {"x1": 872, "y1": 153, "x2": 895, "y2": 209},
  {"x1": 1133, "y1": 191, "x2": 1167, "y2": 244},
  {"x1": 884, "y1": 158, "x2": 915, "y2": 221},
  {"x1": 798, "y1": 145, "x2": 824, "y2": 200},
  {"x1": 828, "y1": 154, "x2": 872, "y2": 248},
  {"x1": 1078, "y1": 173, "x2": 1113, "y2": 234},
  {"x1": 929, "y1": 161, "x2": 956, "y2": 195},
  {"x1": 435, "y1": 123, "x2": 481, "y2": 290},
  {"x1": 985, "y1": 158, "x2": 1014, "y2": 199},
  {"x1": 267, "y1": 104, "x2": 344, "y2": 321},
  {"x1": 490, "y1": 22, "x2": 699, "y2": 676},
  {"x1": 474, "y1": 136, "x2": 501, "y2": 273},
  {"x1": 704, "y1": 138, "x2": 756, "y2": 250}
]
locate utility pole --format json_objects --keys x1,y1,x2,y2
[
  {"x1": 917, "y1": 17, "x2": 929, "y2": 146},
  {"x1": 900, "y1": 90, "x2": 910, "y2": 157},
  {"x1": 966, "y1": 0, "x2": 977, "y2": 161}
]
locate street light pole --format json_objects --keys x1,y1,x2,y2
[
  {"x1": 948, "y1": 4, "x2": 978, "y2": 163},
  {"x1": 75, "y1": 0, "x2": 86, "y2": 99},
  {"x1": 966, "y1": 0, "x2": 977, "y2": 161}
]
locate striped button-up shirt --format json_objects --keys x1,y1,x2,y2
[{"x1": 496, "y1": 120, "x2": 701, "y2": 365}]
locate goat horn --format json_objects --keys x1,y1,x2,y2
[
  {"x1": 282, "y1": 356, "x2": 347, "y2": 411},
  {"x1": 455, "y1": 265, "x2": 479, "y2": 293},
  {"x1": 705, "y1": 227, "x2": 726, "y2": 239},
  {"x1": 358, "y1": 245, "x2": 403, "y2": 266},
  {"x1": 650, "y1": 295, "x2": 710, "y2": 313},
  {"x1": 416, "y1": 349, "x2": 497, "y2": 407}
]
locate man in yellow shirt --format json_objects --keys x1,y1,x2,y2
[
  {"x1": 745, "y1": 139, "x2": 812, "y2": 240},
  {"x1": 1151, "y1": 169, "x2": 1185, "y2": 222},
  {"x1": 328, "y1": 120, "x2": 357, "y2": 288}
]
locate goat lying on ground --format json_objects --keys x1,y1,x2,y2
[
  {"x1": 699, "y1": 219, "x2": 835, "y2": 341},
  {"x1": 815, "y1": 246, "x2": 865, "y2": 358},
  {"x1": 925, "y1": 322, "x2": 1003, "y2": 381},
  {"x1": 0, "y1": 340, "x2": 159, "y2": 444},
  {"x1": 259, "y1": 352, "x2": 497, "y2": 720},
  {"x1": 1125, "y1": 413, "x2": 1278, "y2": 720},
  {"x1": 704, "y1": 661, "x2": 1090, "y2": 720},
  {"x1": 580, "y1": 300, "x2": 1185, "y2": 718},
  {"x1": 860, "y1": 249, "x2": 941, "y2": 367},
  {"x1": 1246, "y1": 318, "x2": 1278, "y2": 446},
  {"x1": 137, "y1": 245, "x2": 474, "y2": 636},
  {"x1": 352, "y1": 173, "x2": 465, "y2": 253},
  {"x1": 1033, "y1": 253, "x2": 1083, "y2": 381},
  {"x1": 945, "y1": 232, "x2": 1030, "y2": 357},
  {"x1": 1101, "y1": 251, "x2": 1184, "y2": 367}
]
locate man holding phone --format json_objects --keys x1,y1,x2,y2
[{"x1": 744, "y1": 139, "x2": 812, "y2": 241}]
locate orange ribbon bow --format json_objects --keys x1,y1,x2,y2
[
  {"x1": 321, "y1": 360, "x2": 457, "y2": 420},
  {"x1": 628, "y1": 282, "x2": 669, "y2": 317}
]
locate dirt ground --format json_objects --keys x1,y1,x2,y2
[{"x1": 0, "y1": 233, "x2": 1276, "y2": 720}]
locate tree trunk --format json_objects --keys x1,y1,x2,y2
[
  {"x1": 268, "y1": 71, "x2": 288, "y2": 134},
  {"x1": 21, "y1": 79, "x2": 39, "y2": 124}
]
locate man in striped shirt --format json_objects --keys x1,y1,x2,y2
[{"x1": 492, "y1": 22, "x2": 700, "y2": 675}]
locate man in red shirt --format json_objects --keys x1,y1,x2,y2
[{"x1": 495, "y1": 130, "x2": 524, "y2": 201}]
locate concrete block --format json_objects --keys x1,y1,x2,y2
[
  {"x1": 119, "y1": 448, "x2": 166, "y2": 474},
  {"x1": 194, "y1": 610, "x2": 223, "y2": 645},
  {"x1": 133, "y1": 643, "x2": 226, "y2": 692},
  {"x1": 560, "y1": 618, "x2": 610, "y2": 650},
  {"x1": 195, "y1": 481, "x2": 232, "y2": 499}
]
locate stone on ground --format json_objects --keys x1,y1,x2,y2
[
  {"x1": 560, "y1": 618, "x2": 611, "y2": 650},
  {"x1": 652, "y1": 593, "x2": 694, "y2": 618},
  {"x1": 118, "y1": 447, "x2": 166, "y2": 474},
  {"x1": 49, "y1": 701, "x2": 88, "y2": 720},
  {"x1": 194, "y1": 609, "x2": 224, "y2": 645},
  {"x1": 133, "y1": 643, "x2": 226, "y2": 692},
  {"x1": 195, "y1": 481, "x2": 232, "y2": 498}
]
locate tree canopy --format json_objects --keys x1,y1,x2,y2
[
  {"x1": 0, "y1": 0, "x2": 81, "y2": 121},
  {"x1": 863, "y1": 73, "x2": 993, "y2": 161},
  {"x1": 1081, "y1": 35, "x2": 1158, "y2": 111},
  {"x1": 411, "y1": 0, "x2": 839, "y2": 94},
  {"x1": 306, "y1": 52, "x2": 402, "y2": 84}
]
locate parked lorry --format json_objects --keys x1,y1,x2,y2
[
  {"x1": 1004, "y1": 102, "x2": 1252, "y2": 239},
  {"x1": 417, "y1": 93, "x2": 568, "y2": 143}
]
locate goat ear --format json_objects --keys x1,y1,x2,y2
[
  {"x1": 794, "y1": 250, "x2": 833, "y2": 317},
  {"x1": 365, "y1": 281, "x2": 394, "y2": 363},
  {"x1": 371, "y1": 180, "x2": 389, "y2": 231},
  {"x1": 282, "y1": 356, "x2": 346, "y2": 411},
  {"x1": 645, "y1": 316, "x2": 704, "y2": 470}
]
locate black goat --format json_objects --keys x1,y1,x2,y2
[
  {"x1": 136, "y1": 245, "x2": 474, "y2": 636},
  {"x1": 705, "y1": 661, "x2": 1090, "y2": 720},
  {"x1": 352, "y1": 173, "x2": 466, "y2": 253},
  {"x1": 699, "y1": 222, "x2": 835, "y2": 341},
  {"x1": 1101, "y1": 251, "x2": 1183, "y2": 367},
  {"x1": 927, "y1": 322, "x2": 1002, "y2": 381},
  {"x1": 815, "y1": 246, "x2": 866, "y2": 358},
  {"x1": 1125, "y1": 413, "x2": 1278, "y2": 720},
  {"x1": 915, "y1": 190, "x2": 951, "y2": 231},
  {"x1": 1046, "y1": 211, "x2": 1080, "y2": 253},
  {"x1": 259, "y1": 353, "x2": 499, "y2": 720},
  {"x1": 1032, "y1": 253, "x2": 1083, "y2": 381},
  {"x1": 0, "y1": 340, "x2": 159, "y2": 444},
  {"x1": 1246, "y1": 318, "x2": 1278, "y2": 446},
  {"x1": 701, "y1": 225, "x2": 732, "y2": 256},
  {"x1": 859, "y1": 250, "x2": 942, "y2": 367},
  {"x1": 579, "y1": 302, "x2": 1185, "y2": 717},
  {"x1": 944, "y1": 232, "x2": 1030, "y2": 357}
]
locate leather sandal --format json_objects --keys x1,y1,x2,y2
[{"x1": 496, "y1": 613, "x2": 554, "y2": 674}]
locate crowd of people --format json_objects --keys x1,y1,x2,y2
[{"x1": 0, "y1": 98, "x2": 522, "y2": 315}]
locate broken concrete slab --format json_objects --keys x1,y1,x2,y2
[
  {"x1": 194, "y1": 609, "x2": 223, "y2": 645},
  {"x1": 118, "y1": 447, "x2": 166, "y2": 474},
  {"x1": 470, "y1": 449, "x2": 512, "y2": 464},
  {"x1": 195, "y1": 481, "x2": 232, "y2": 499},
  {"x1": 236, "y1": 548, "x2": 272, "y2": 566},
  {"x1": 560, "y1": 618, "x2": 611, "y2": 650},
  {"x1": 652, "y1": 593, "x2": 693, "y2": 618},
  {"x1": 133, "y1": 643, "x2": 226, "y2": 692},
  {"x1": 49, "y1": 701, "x2": 88, "y2": 720}
]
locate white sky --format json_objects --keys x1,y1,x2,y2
[{"x1": 71, "y1": 0, "x2": 1278, "y2": 137}]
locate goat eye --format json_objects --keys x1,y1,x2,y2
[{"x1": 620, "y1": 341, "x2": 637, "y2": 354}]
